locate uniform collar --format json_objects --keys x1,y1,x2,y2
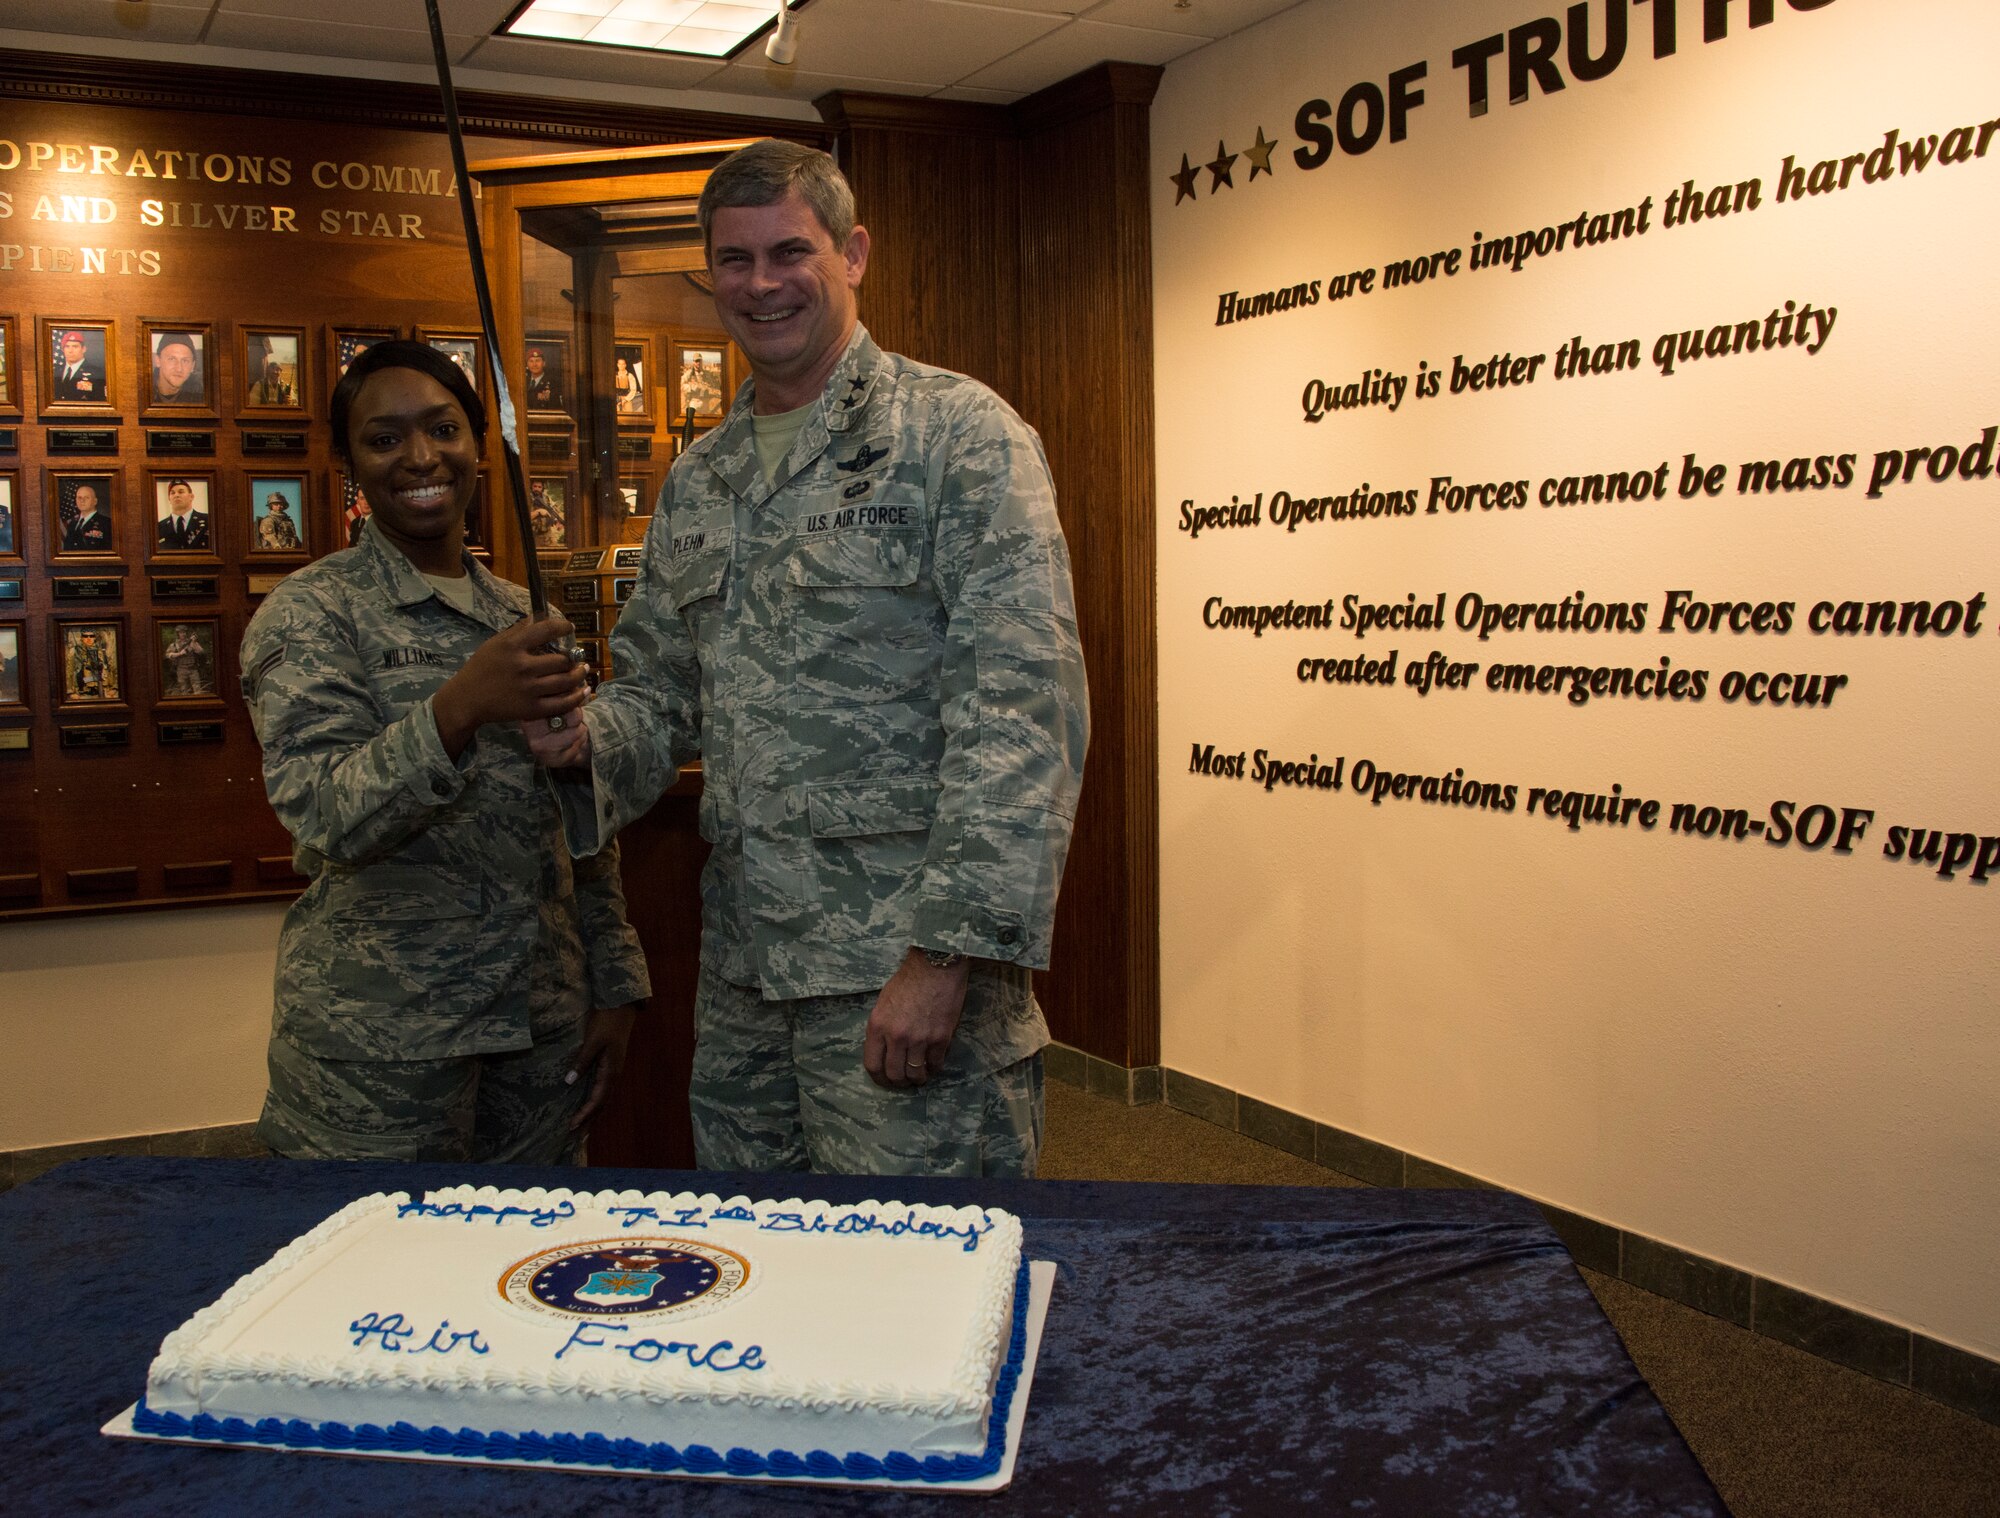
[
  {"x1": 704, "y1": 326, "x2": 882, "y2": 506},
  {"x1": 356, "y1": 519, "x2": 513, "y2": 631}
]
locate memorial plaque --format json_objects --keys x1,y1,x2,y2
[
  {"x1": 613, "y1": 546, "x2": 644, "y2": 569},
  {"x1": 0, "y1": 728, "x2": 27, "y2": 751},
  {"x1": 54, "y1": 578, "x2": 123, "y2": 602},
  {"x1": 565, "y1": 549, "x2": 604, "y2": 572},
  {"x1": 159, "y1": 720, "x2": 225, "y2": 745},
  {"x1": 59, "y1": 723, "x2": 129, "y2": 748},
  {"x1": 151, "y1": 576, "x2": 220, "y2": 601},
  {"x1": 145, "y1": 429, "x2": 216, "y2": 455},
  {"x1": 242, "y1": 429, "x2": 309, "y2": 454},
  {"x1": 616, "y1": 435, "x2": 653, "y2": 461},
  {"x1": 0, "y1": 428, "x2": 17, "y2": 453},
  {"x1": 0, "y1": 580, "x2": 21, "y2": 602},
  {"x1": 568, "y1": 608, "x2": 600, "y2": 635},
  {"x1": 613, "y1": 577, "x2": 637, "y2": 603},
  {"x1": 529, "y1": 434, "x2": 571, "y2": 464},
  {"x1": 49, "y1": 428, "x2": 119, "y2": 454},
  {"x1": 247, "y1": 572, "x2": 292, "y2": 595}
]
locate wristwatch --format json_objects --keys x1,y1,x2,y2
[{"x1": 921, "y1": 947, "x2": 966, "y2": 970}]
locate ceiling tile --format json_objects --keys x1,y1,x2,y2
[
  {"x1": 728, "y1": 0, "x2": 1062, "y2": 89},
  {"x1": 0, "y1": 0, "x2": 210, "y2": 47},
  {"x1": 940, "y1": 0, "x2": 1081, "y2": 16},
  {"x1": 462, "y1": 32, "x2": 732, "y2": 87},
  {"x1": 958, "y1": 15, "x2": 1202, "y2": 91},
  {"x1": 702, "y1": 57, "x2": 937, "y2": 102},
  {"x1": 203, "y1": 13, "x2": 486, "y2": 66},
  {"x1": 220, "y1": 0, "x2": 516, "y2": 27},
  {"x1": 1073, "y1": 0, "x2": 1297, "y2": 42},
  {"x1": 460, "y1": 32, "x2": 728, "y2": 86}
]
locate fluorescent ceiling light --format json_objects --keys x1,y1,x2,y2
[{"x1": 502, "y1": 0, "x2": 797, "y2": 59}]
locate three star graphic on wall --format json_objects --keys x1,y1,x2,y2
[{"x1": 1171, "y1": 127, "x2": 1278, "y2": 205}]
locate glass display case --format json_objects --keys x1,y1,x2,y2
[{"x1": 470, "y1": 140, "x2": 752, "y2": 587}]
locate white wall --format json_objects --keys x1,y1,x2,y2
[
  {"x1": 1154, "y1": 0, "x2": 1999, "y2": 1358},
  {"x1": 0, "y1": 906, "x2": 280, "y2": 1150}
]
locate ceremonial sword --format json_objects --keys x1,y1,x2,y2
[{"x1": 423, "y1": 0, "x2": 579, "y2": 725}]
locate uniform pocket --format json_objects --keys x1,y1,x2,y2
[
  {"x1": 803, "y1": 775, "x2": 935, "y2": 939},
  {"x1": 787, "y1": 526, "x2": 936, "y2": 707}
]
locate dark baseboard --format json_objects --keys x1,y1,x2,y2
[
  {"x1": 1046, "y1": 1045, "x2": 2000, "y2": 1431},
  {"x1": 0, "y1": 1124, "x2": 267, "y2": 1193}
]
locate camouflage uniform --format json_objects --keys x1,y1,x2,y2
[
  {"x1": 561, "y1": 325, "x2": 1088, "y2": 1176},
  {"x1": 242, "y1": 521, "x2": 651, "y2": 1162}
]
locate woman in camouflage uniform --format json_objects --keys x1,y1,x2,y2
[{"x1": 240, "y1": 341, "x2": 649, "y2": 1162}]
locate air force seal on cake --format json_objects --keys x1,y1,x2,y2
[{"x1": 499, "y1": 1237, "x2": 752, "y2": 1324}]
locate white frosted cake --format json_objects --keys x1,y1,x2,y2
[{"x1": 134, "y1": 1186, "x2": 1028, "y2": 1483}]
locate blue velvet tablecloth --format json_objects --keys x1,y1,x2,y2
[{"x1": 0, "y1": 1157, "x2": 1724, "y2": 1515}]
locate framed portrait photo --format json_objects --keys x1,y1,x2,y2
[
  {"x1": 39, "y1": 317, "x2": 117, "y2": 414},
  {"x1": 337, "y1": 470, "x2": 370, "y2": 549},
  {"x1": 240, "y1": 324, "x2": 308, "y2": 417},
  {"x1": 524, "y1": 333, "x2": 570, "y2": 417},
  {"x1": 0, "y1": 470, "x2": 19, "y2": 562},
  {"x1": 141, "y1": 320, "x2": 217, "y2": 417},
  {"x1": 47, "y1": 468, "x2": 121, "y2": 561},
  {"x1": 156, "y1": 616, "x2": 222, "y2": 704},
  {"x1": 148, "y1": 471, "x2": 218, "y2": 559},
  {"x1": 527, "y1": 475, "x2": 569, "y2": 549},
  {"x1": 329, "y1": 325, "x2": 398, "y2": 400},
  {"x1": 246, "y1": 472, "x2": 310, "y2": 557},
  {"x1": 54, "y1": 616, "x2": 126, "y2": 709},
  {"x1": 613, "y1": 336, "x2": 652, "y2": 424},
  {"x1": 668, "y1": 338, "x2": 729, "y2": 424},
  {"x1": 0, "y1": 315, "x2": 20, "y2": 414},
  {"x1": 420, "y1": 328, "x2": 485, "y2": 403},
  {"x1": 0, "y1": 620, "x2": 26, "y2": 714}
]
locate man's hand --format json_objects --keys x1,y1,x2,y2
[
  {"x1": 864, "y1": 950, "x2": 972, "y2": 1090},
  {"x1": 432, "y1": 615, "x2": 584, "y2": 757},
  {"x1": 567, "y1": 1003, "x2": 640, "y2": 1131},
  {"x1": 522, "y1": 705, "x2": 591, "y2": 769}
]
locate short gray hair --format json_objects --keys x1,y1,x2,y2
[{"x1": 698, "y1": 139, "x2": 854, "y2": 254}]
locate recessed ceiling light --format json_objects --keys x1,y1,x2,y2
[{"x1": 501, "y1": 0, "x2": 800, "y2": 60}]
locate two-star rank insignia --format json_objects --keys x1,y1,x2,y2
[{"x1": 837, "y1": 442, "x2": 887, "y2": 473}]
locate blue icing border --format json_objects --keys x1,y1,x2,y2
[{"x1": 134, "y1": 1257, "x2": 1032, "y2": 1485}]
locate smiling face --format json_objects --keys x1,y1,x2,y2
[
  {"x1": 707, "y1": 191, "x2": 869, "y2": 413},
  {"x1": 344, "y1": 366, "x2": 477, "y2": 574}
]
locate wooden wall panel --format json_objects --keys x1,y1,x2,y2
[{"x1": 818, "y1": 96, "x2": 1023, "y2": 401}]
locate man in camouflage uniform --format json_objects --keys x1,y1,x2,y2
[
  {"x1": 243, "y1": 518, "x2": 650, "y2": 1161},
  {"x1": 533, "y1": 139, "x2": 1088, "y2": 1177}
]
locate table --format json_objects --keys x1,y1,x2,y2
[{"x1": 0, "y1": 1157, "x2": 1725, "y2": 1515}]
